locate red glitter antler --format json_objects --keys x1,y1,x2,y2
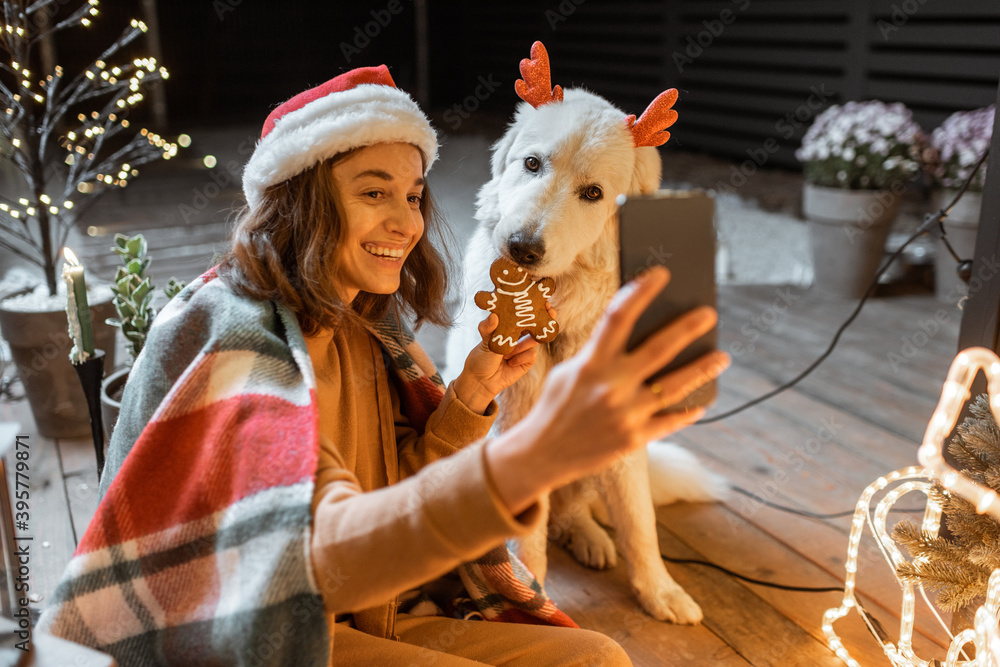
[
  {"x1": 514, "y1": 41, "x2": 564, "y2": 108},
  {"x1": 625, "y1": 89, "x2": 679, "y2": 147}
]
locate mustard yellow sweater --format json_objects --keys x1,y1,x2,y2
[{"x1": 305, "y1": 320, "x2": 541, "y2": 641}]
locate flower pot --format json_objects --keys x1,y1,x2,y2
[
  {"x1": 933, "y1": 190, "x2": 983, "y2": 302},
  {"x1": 100, "y1": 365, "x2": 129, "y2": 442},
  {"x1": 803, "y1": 183, "x2": 901, "y2": 299},
  {"x1": 0, "y1": 288, "x2": 117, "y2": 439}
]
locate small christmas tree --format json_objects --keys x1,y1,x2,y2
[
  {"x1": 0, "y1": 0, "x2": 178, "y2": 296},
  {"x1": 894, "y1": 395, "x2": 1000, "y2": 611}
]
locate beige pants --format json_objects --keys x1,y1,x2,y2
[{"x1": 332, "y1": 613, "x2": 633, "y2": 666}]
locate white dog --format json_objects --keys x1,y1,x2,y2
[{"x1": 444, "y1": 43, "x2": 726, "y2": 624}]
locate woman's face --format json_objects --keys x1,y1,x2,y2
[{"x1": 329, "y1": 142, "x2": 426, "y2": 303}]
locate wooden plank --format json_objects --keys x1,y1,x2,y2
[
  {"x1": 55, "y1": 437, "x2": 97, "y2": 478},
  {"x1": 868, "y1": 51, "x2": 1000, "y2": 82},
  {"x1": 75, "y1": 220, "x2": 230, "y2": 246},
  {"x1": 671, "y1": 128, "x2": 801, "y2": 168},
  {"x1": 696, "y1": 45, "x2": 847, "y2": 70},
  {"x1": 654, "y1": 521, "x2": 844, "y2": 665},
  {"x1": 556, "y1": 59, "x2": 668, "y2": 81},
  {"x1": 691, "y1": 23, "x2": 847, "y2": 44},
  {"x1": 871, "y1": 0, "x2": 1000, "y2": 17},
  {"x1": 657, "y1": 502, "x2": 941, "y2": 664},
  {"x1": 719, "y1": 287, "x2": 960, "y2": 398},
  {"x1": 564, "y1": 1, "x2": 664, "y2": 17},
  {"x1": 866, "y1": 23, "x2": 1000, "y2": 50},
  {"x1": 677, "y1": 108, "x2": 804, "y2": 140},
  {"x1": 57, "y1": 437, "x2": 100, "y2": 547},
  {"x1": 0, "y1": 400, "x2": 76, "y2": 607},
  {"x1": 477, "y1": 21, "x2": 667, "y2": 38},
  {"x1": 21, "y1": 433, "x2": 74, "y2": 607},
  {"x1": 682, "y1": 68, "x2": 845, "y2": 95},
  {"x1": 714, "y1": 288, "x2": 958, "y2": 442},
  {"x1": 471, "y1": 39, "x2": 665, "y2": 61},
  {"x1": 866, "y1": 78, "x2": 1000, "y2": 112},
  {"x1": 715, "y1": 364, "x2": 924, "y2": 472},
  {"x1": 671, "y1": 333, "x2": 954, "y2": 649},
  {"x1": 728, "y1": 296, "x2": 956, "y2": 410},
  {"x1": 671, "y1": 421, "x2": 953, "y2": 650},
  {"x1": 545, "y1": 547, "x2": 751, "y2": 666},
  {"x1": 63, "y1": 467, "x2": 99, "y2": 548},
  {"x1": 682, "y1": 88, "x2": 840, "y2": 116},
  {"x1": 680, "y1": 0, "x2": 845, "y2": 18}
]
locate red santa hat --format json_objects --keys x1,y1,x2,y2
[{"x1": 242, "y1": 65, "x2": 438, "y2": 211}]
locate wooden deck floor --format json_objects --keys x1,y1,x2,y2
[{"x1": 4, "y1": 281, "x2": 966, "y2": 666}]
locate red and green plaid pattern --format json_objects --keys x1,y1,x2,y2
[{"x1": 38, "y1": 267, "x2": 573, "y2": 666}]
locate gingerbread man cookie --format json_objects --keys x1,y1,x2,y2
[{"x1": 475, "y1": 256, "x2": 560, "y2": 354}]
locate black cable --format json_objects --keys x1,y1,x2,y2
[
  {"x1": 729, "y1": 485, "x2": 925, "y2": 520},
  {"x1": 660, "y1": 554, "x2": 844, "y2": 592},
  {"x1": 697, "y1": 148, "x2": 990, "y2": 425},
  {"x1": 658, "y1": 555, "x2": 901, "y2": 654}
]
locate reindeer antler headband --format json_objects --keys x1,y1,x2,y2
[{"x1": 515, "y1": 41, "x2": 679, "y2": 148}]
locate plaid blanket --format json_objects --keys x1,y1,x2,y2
[{"x1": 37, "y1": 267, "x2": 575, "y2": 666}]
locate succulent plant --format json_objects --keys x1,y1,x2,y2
[{"x1": 106, "y1": 233, "x2": 185, "y2": 363}]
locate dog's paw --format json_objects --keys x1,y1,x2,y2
[
  {"x1": 563, "y1": 522, "x2": 617, "y2": 570},
  {"x1": 635, "y1": 583, "x2": 703, "y2": 624}
]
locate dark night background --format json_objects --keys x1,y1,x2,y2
[{"x1": 55, "y1": 0, "x2": 1000, "y2": 169}]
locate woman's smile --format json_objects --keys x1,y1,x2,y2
[{"x1": 362, "y1": 242, "x2": 407, "y2": 260}]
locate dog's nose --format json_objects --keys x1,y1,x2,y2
[{"x1": 507, "y1": 231, "x2": 545, "y2": 266}]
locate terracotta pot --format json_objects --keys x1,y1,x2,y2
[
  {"x1": 100, "y1": 366, "x2": 129, "y2": 442},
  {"x1": 0, "y1": 290, "x2": 117, "y2": 438},
  {"x1": 933, "y1": 190, "x2": 983, "y2": 302},
  {"x1": 803, "y1": 183, "x2": 901, "y2": 299}
]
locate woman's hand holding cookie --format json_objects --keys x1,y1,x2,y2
[{"x1": 454, "y1": 303, "x2": 559, "y2": 414}]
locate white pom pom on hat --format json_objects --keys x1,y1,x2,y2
[{"x1": 242, "y1": 65, "x2": 438, "y2": 212}]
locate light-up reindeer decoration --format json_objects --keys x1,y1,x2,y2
[{"x1": 825, "y1": 347, "x2": 1000, "y2": 667}]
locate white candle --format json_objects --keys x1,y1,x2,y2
[{"x1": 62, "y1": 247, "x2": 94, "y2": 364}]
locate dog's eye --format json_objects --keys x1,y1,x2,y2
[
  {"x1": 524, "y1": 156, "x2": 540, "y2": 173},
  {"x1": 582, "y1": 185, "x2": 603, "y2": 201}
]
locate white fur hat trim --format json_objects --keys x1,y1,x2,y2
[{"x1": 242, "y1": 83, "x2": 438, "y2": 211}]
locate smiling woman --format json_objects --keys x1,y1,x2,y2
[
  {"x1": 218, "y1": 140, "x2": 449, "y2": 337},
  {"x1": 37, "y1": 61, "x2": 723, "y2": 667}
]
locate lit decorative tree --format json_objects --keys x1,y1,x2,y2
[{"x1": 0, "y1": 0, "x2": 178, "y2": 296}]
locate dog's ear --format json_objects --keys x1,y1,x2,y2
[
  {"x1": 474, "y1": 126, "x2": 519, "y2": 226},
  {"x1": 629, "y1": 146, "x2": 663, "y2": 195},
  {"x1": 488, "y1": 126, "x2": 518, "y2": 180}
]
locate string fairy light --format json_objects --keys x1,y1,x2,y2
[
  {"x1": 0, "y1": 0, "x2": 185, "y2": 294},
  {"x1": 917, "y1": 348, "x2": 1000, "y2": 522},
  {"x1": 825, "y1": 347, "x2": 1000, "y2": 667}
]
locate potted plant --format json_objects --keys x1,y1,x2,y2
[
  {"x1": 0, "y1": 1, "x2": 178, "y2": 437},
  {"x1": 100, "y1": 233, "x2": 184, "y2": 439},
  {"x1": 929, "y1": 105, "x2": 995, "y2": 301},
  {"x1": 796, "y1": 100, "x2": 930, "y2": 298}
]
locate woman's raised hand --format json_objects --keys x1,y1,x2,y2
[{"x1": 487, "y1": 266, "x2": 729, "y2": 514}]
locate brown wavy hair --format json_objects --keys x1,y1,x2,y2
[{"x1": 217, "y1": 151, "x2": 454, "y2": 336}]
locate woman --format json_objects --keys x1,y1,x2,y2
[{"x1": 39, "y1": 66, "x2": 728, "y2": 666}]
